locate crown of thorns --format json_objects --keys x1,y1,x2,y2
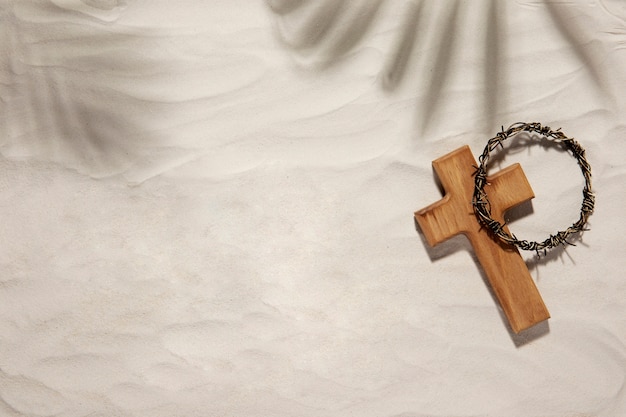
[{"x1": 472, "y1": 122, "x2": 595, "y2": 255}]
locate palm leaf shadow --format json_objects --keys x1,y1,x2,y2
[
  {"x1": 484, "y1": 0, "x2": 502, "y2": 133},
  {"x1": 418, "y1": 1, "x2": 460, "y2": 135},
  {"x1": 382, "y1": 0, "x2": 424, "y2": 90},
  {"x1": 267, "y1": 0, "x2": 607, "y2": 135}
]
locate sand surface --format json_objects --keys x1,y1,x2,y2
[{"x1": 1, "y1": 1, "x2": 625, "y2": 416}]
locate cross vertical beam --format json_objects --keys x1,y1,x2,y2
[{"x1": 415, "y1": 146, "x2": 550, "y2": 333}]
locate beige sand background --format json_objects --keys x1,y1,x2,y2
[{"x1": 1, "y1": 1, "x2": 625, "y2": 416}]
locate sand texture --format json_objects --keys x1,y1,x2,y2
[{"x1": 1, "y1": 1, "x2": 625, "y2": 416}]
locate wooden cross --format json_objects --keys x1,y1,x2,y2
[{"x1": 415, "y1": 146, "x2": 550, "y2": 333}]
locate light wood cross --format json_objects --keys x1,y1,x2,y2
[{"x1": 415, "y1": 146, "x2": 550, "y2": 333}]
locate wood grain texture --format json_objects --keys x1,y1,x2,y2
[{"x1": 415, "y1": 145, "x2": 550, "y2": 333}]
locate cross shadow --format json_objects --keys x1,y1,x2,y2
[
  {"x1": 414, "y1": 217, "x2": 550, "y2": 346},
  {"x1": 414, "y1": 218, "x2": 550, "y2": 346}
]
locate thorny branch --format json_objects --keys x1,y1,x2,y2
[{"x1": 472, "y1": 122, "x2": 595, "y2": 255}]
